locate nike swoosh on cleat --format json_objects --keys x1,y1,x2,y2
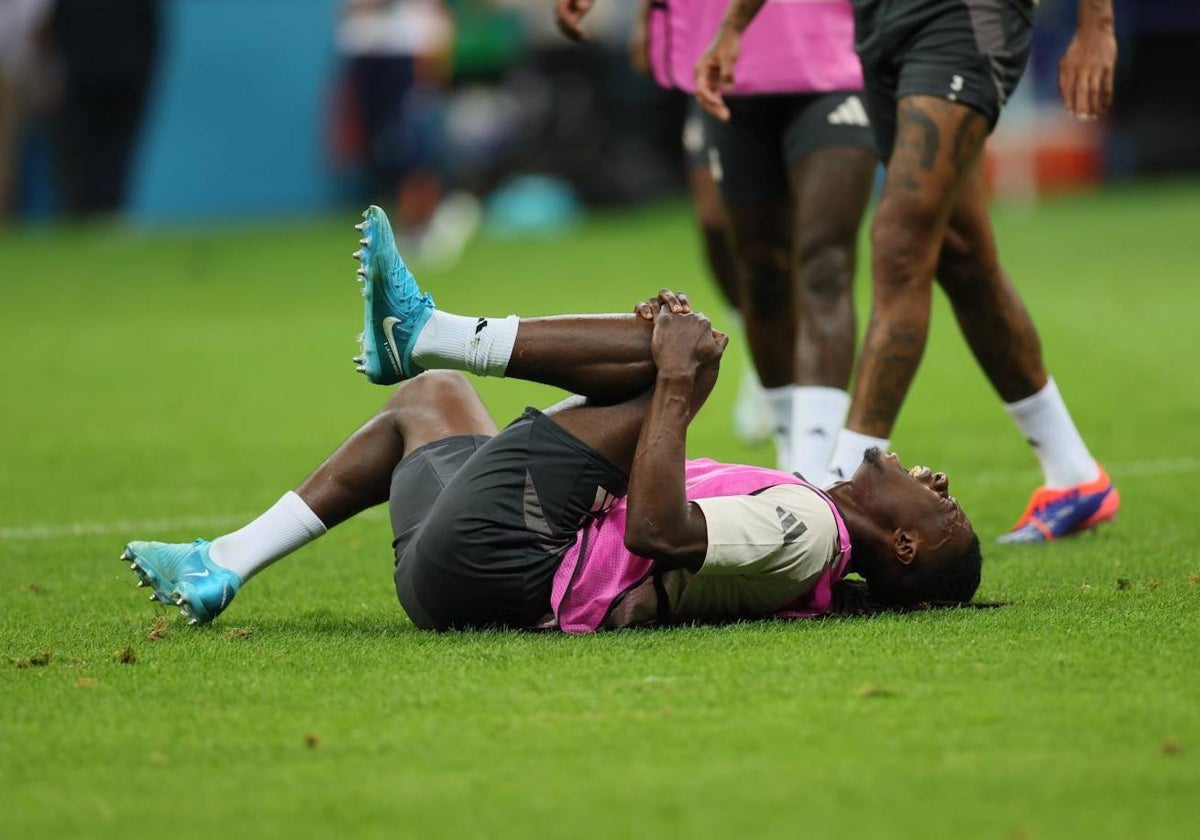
[
  {"x1": 183, "y1": 569, "x2": 210, "y2": 578},
  {"x1": 382, "y1": 316, "x2": 404, "y2": 375}
]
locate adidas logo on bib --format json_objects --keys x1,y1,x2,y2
[{"x1": 827, "y1": 95, "x2": 870, "y2": 127}]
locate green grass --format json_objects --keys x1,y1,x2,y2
[{"x1": 2, "y1": 181, "x2": 1199, "y2": 839}]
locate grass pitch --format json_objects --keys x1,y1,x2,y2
[{"x1": 2, "y1": 181, "x2": 1199, "y2": 839}]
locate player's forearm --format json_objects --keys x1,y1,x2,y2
[
  {"x1": 720, "y1": 0, "x2": 770, "y2": 34},
  {"x1": 1076, "y1": 0, "x2": 1114, "y2": 32},
  {"x1": 624, "y1": 372, "x2": 707, "y2": 569}
]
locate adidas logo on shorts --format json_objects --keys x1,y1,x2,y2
[{"x1": 827, "y1": 95, "x2": 870, "y2": 127}]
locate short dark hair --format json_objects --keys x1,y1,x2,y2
[
  {"x1": 837, "y1": 531, "x2": 984, "y2": 612},
  {"x1": 918, "y1": 531, "x2": 983, "y2": 604}
]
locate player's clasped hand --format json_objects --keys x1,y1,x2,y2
[
  {"x1": 634, "y1": 288, "x2": 692, "y2": 320},
  {"x1": 650, "y1": 307, "x2": 729, "y2": 374}
]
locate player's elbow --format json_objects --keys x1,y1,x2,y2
[{"x1": 624, "y1": 520, "x2": 702, "y2": 571}]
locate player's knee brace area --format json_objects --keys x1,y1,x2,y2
[{"x1": 796, "y1": 240, "x2": 854, "y2": 308}]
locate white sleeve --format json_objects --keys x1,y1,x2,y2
[{"x1": 691, "y1": 485, "x2": 840, "y2": 581}]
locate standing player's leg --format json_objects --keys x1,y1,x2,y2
[
  {"x1": 704, "y1": 95, "x2": 873, "y2": 476},
  {"x1": 827, "y1": 94, "x2": 989, "y2": 479},
  {"x1": 936, "y1": 160, "x2": 1117, "y2": 540},
  {"x1": 684, "y1": 107, "x2": 738, "y2": 311},
  {"x1": 782, "y1": 92, "x2": 876, "y2": 478},
  {"x1": 703, "y1": 98, "x2": 816, "y2": 468},
  {"x1": 684, "y1": 104, "x2": 772, "y2": 445}
]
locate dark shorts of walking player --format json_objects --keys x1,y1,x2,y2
[
  {"x1": 391, "y1": 408, "x2": 626, "y2": 630},
  {"x1": 852, "y1": 0, "x2": 1034, "y2": 157},
  {"x1": 697, "y1": 92, "x2": 878, "y2": 204}
]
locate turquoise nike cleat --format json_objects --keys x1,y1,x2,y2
[
  {"x1": 351, "y1": 205, "x2": 435, "y2": 385},
  {"x1": 121, "y1": 539, "x2": 242, "y2": 625}
]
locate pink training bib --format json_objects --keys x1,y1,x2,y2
[
  {"x1": 549, "y1": 459, "x2": 853, "y2": 634},
  {"x1": 646, "y1": 0, "x2": 863, "y2": 95}
]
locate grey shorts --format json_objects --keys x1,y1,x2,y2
[
  {"x1": 390, "y1": 408, "x2": 627, "y2": 630},
  {"x1": 853, "y1": 0, "x2": 1035, "y2": 158},
  {"x1": 699, "y1": 92, "x2": 878, "y2": 204}
]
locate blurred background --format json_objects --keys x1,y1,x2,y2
[{"x1": 1, "y1": 0, "x2": 1196, "y2": 251}]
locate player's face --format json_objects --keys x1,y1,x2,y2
[{"x1": 851, "y1": 448, "x2": 974, "y2": 564}]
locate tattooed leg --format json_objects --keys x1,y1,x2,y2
[
  {"x1": 846, "y1": 95, "x2": 990, "y2": 437},
  {"x1": 937, "y1": 157, "x2": 1049, "y2": 403}
]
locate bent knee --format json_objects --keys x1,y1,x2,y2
[{"x1": 390, "y1": 370, "x2": 472, "y2": 406}]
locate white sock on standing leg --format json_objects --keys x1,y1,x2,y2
[
  {"x1": 1003, "y1": 377, "x2": 1099, "y2": 488},
  {"x1": 411, "y1": 312, "x2": 519, "y2": 377},
  {"x1": 209, "y1": 491, "x2": 327, "y2": 582},
  {"x1": 762, "y1": 386, "x2": 795, "y2": 471},
  {"x1": 826, "y1": 428, "x2": 890, "y2": 487},
  {"x1": 789, "y1": 387, "x2": 851, "y2": 481}
]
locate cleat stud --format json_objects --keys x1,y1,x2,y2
[
  {"x1": 149, "y1": 593, "x2": 158, "y2": 601},
  {"x1": 353, "y1": 355, "x2": 364, "y2": 364},
  {"x1": 355, "y1": 222, "x2": 365, "y2": 231},
  {"x1": 130, "y1": 563, "x2": 138, "y2": 571},
  {"x1": 356, "y1": 267, "x2": 366, "y2": 277},
  {"x1": 180, "y1": 609, "x2": 187, "y2": 618},
  {"x1": 120, "y1": 550, "x2": 130, "y2": 561},
  {"x1": 137, "y1": 580, "x2": 147, "y2": 588},
  {"x1": 356, "y1": 365, "x2": 366, "y2": 373},
  {"x1": 352, "y1": 249, "x2": 362, "y2": 260},
  {"x1": 189, "y1": 619, "x2": 199, "y2": 626},
  {"x1": 359, "y1": 237, "x2": 369, "y2": 247}
]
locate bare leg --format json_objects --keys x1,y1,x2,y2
[
  {"x1": 936, "y1": 158, "x2": 1048, "y2": 402},
  {"x1": 297, "y1": 372, "x2": 498, "y2": 527},
  {"x1": 687, "y1": 164, "x2": 739, "y2": 309},
  {"x1": 547, "y1": 359, "x2": 722, "y2": 475},
  {"x1": 847, "y1": 96, "x2": 990, "y2": 436},
  {"x1": 788, "y1": 146, "x2": 875, "y2": 388},
  {"x1": 725, "y1": 199, "x2": 796, "y2": 388},
  {"x1": 302, "y1": 311, "x2": 719, "y2": 525},
  {"x1": 505, "y1": 314, "x2": 658, "y2": 404}
]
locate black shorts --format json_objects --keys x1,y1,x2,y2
[
  {"x1": 390, "y1": 408, "x2": 627, "y2": 630},
  {"x1": 682, "y1": 99, "x2": 711, "y2": 172},
  {"x1": 699, "y1": 92, "x2": 878, "y2": 205},
  {"x1": 853, "y1": 0, "x2": 1034, "y2": 159}
]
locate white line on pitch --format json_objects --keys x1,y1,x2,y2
[{"x1": 1, "y1": 457, "x2": 1196, "y2": 542}]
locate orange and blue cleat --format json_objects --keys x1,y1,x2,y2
[{"x1": 998, "y1": 465, "x2": 1119, "y2": 544}]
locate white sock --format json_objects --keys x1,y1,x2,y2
[
  {"x1": 789, "y1": 387, "x2": 851, "y2": 481},
  {"x1": 209, "y1": 491, "x2": 327, "y2": 582},
  {"x1": 763, "y1": 385, "x2": 794, "y2": 471},
  {"x1": 411, "y1": 311, "x2": 519, "y2": 377},
  {"x1": 1003, "y1": 377, "x2": 1099, "y2": 488},
  {"x1": 826, "y1": 428, "x2": 890, "y2": 486}
]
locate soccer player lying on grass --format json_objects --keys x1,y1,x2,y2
[{"x1": 120, "y1": 206, "x2": 980, "y2": 631}]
